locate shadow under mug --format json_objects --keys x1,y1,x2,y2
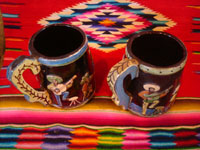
[
  {"x1": 107, "y1": 31, "x2": 187, "y2": 117},
  {"x1": 7, "y1": 23, "x2": 95, "y2": 109}
]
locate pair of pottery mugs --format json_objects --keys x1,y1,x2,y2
[{"x1": 7, "y1": 24, "x2": 187, "y2": 117}]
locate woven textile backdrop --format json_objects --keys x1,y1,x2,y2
[
  {"x1": 0, "y1": 0, "x2": 200, "y2": 149},
  {"x1": 0, "y1": 0, "x2": 200, "y2": 98}
]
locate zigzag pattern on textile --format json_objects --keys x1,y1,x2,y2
[{"x1": 0, "y1": 125, "x2": 200, "y2": 149}]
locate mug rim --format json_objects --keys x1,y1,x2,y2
[
  {"x1": 126, "y1": 31, "x2": 187, "y2": 75},
  {"x1": 29, "y1": 23, "x2": 88, "y2": 67}
]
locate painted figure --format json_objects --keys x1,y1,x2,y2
[
  {"x1": 80, "y1": 72, "x2": 93, "y2": 99},
  {"x1": 138, "y1": 83, "x2": 172, "y2": 116},
  {"x1": 47, "y1": 74, "x2": 78, "y2": 107}
]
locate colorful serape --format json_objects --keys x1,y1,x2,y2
[
  {"x1": 0, "y1": 0, "x2": 200, "y2": 98},
  {"x1": 0, "y1": 124, "x2": 200, "y2": 149},
  {"x1": 0, "y1": 97, "x2": 200, "y2": 149},
  {"x1": 0, "y1": 0, "x2": 200, "y2": 149}
]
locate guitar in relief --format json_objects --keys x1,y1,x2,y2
[{"x1": 47, "y1": 74, "x2": 79, "y2": 107}]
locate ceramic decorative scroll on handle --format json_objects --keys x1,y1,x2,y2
[
  {"x1": 107, "y1": 58, "x2": 139, "y2": 109},
  {"x1": 7, "y1": 56, "x2": 52, "y2": 105}
]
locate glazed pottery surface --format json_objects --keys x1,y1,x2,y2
[
  {"x1": 107, "y1": 31, "x2": 187, "y2": 117},
  {"x1": 7, "y1": 24, "x2": 95, "y2": 109}
]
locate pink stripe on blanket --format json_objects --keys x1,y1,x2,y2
[
  {"x1": 123, "y1": 129, "x2": 150, "y2": 140},
  {"x1": 0, "y1": 110, "x2": 200, "y2": 126}
]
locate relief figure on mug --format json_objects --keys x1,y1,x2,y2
[
  {"x1": 47, "y1": 74, "x2": 79, "y2": 107},
  {"x1": 80, "y1": 72, "x2": 94, "y2": 99},
  {"x1": 138, "y1": 83, "x2": 173, "y2": 116}
]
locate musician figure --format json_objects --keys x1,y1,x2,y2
[
  {"x1": 138, "y1": 83, "x2": 172, "y2": 116},
  {"x1": 47, "y1": 74, "x2": 78, "y2": 107}
]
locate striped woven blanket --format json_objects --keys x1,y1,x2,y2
[
  {"x1": 0, "y1": 97, "x2": 200, "y2": 149},
  {"x1": 1, "y1": 124, "x2": 200, "y2": 149}
]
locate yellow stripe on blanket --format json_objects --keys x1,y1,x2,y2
[{"x1": 0, "y1": 97, "x2": 200, "y2": 113}]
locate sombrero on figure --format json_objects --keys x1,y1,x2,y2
[{"x1": 143, "y1": 83, "x2": 161, "y2": 92}]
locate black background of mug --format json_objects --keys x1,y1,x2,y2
[
  {"x1": 33, "y1": 26, "x2": 83, "y2": 57},
  {"x1": 131, "y1": 33, "x2": 184, "y2": 67}
]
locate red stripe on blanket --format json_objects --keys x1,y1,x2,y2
[{"x1": 175, "y1": 138, "x2": 199, "y2": 147}]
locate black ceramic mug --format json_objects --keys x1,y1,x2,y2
[
  {"x1": 107, "y1": 31, "x2": 187, "y2": 117},
  {"x1": 7, "y1": 24, "x2": 95, "y2": 109}
]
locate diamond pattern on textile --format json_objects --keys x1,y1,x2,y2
[
  {"x1": 38, "y1": 0, "x2": 176, "y2": 52},
  {"x1": 65, "y1": 3, "x2": 152, "y2": 45}
]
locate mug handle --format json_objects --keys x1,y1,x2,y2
[
  {"x1": 107, "y1": 58, "x2": 139, "y2": 110},
  {"x1": 7, "y1": 55, "x2": 52, "y2": 105}
]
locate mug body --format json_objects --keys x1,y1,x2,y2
[
  {"x1": 29, "y1": 24, "x2": 95, "y2": 108},
  {"x1": 125, "y1": 31, "x2": 187, "y2": 117}
]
